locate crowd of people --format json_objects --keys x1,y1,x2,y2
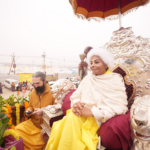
[
  {"x1": 0, "y1": 80, "x2": 34, "y2": 97},
  {"x1": 16, "y1": 81, "x2": 34, "y2": 97}
]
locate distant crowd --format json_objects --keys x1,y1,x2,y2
[
  {"x1": 14, "y1": 81, "x2": 34, "y2": 97},
  {"x1": 0, "y1": 81, "x2": 34, "y2": 97}
]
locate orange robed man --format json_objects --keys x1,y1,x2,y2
[{"x1": 15, "y1": 72, "x2": 55, "y2": 150}]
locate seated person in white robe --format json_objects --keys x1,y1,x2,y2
[{"x1": 44, "y1": 47, "x2": 128, "y2": 150}]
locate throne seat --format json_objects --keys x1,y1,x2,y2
[
  {"x1": 40, "y1": 65, "x2": 136, "y2": 147},
  {"x1": 40, "y1": 27, "x2": 150, "y2": 150},
  {"x1": 112, "y1": 65, "x2": 136, "y2": 109}
]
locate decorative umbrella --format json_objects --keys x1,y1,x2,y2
[{"x1": 69, "y1": 0, "x2": 149, "y2": 27}]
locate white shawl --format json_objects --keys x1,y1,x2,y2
[{"x1": 70, "y1": 71, "x2": 128, "y2": 125}]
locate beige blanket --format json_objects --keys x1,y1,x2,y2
[{"x1": 70, "y1": 70, "x2": 128, "y2": 124}]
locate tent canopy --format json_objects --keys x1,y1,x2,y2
[{"x1": 18, "y1": 73, "x2": 33, "y2": 82}]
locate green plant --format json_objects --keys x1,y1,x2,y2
[
  {"x1": 0, "y1": 96, "x2": 5, "y2": 109},
  {"x1": 5, "y1": 95, "x2": 29, "y2": 106},
  {"x1": 0, "y1": 110, "x2": 11, "y2": 147},
  {"x1": 0, "y1": 96, "x2": 19, "y2": 149},
  {"x1": 5, "y1": 95, "x2": 17, "y2": 106},
  {"x1": 16, "y1": 96, "x2": 28, "y2": 105}
]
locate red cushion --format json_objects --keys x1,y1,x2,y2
[
  {"x1": 4, "y1": 135, "x2": 24, "y2": 150},
  {"x1": 99, "y1": 110, "x2": 131, "y2": 150},
  {"x1": 113, "y1": 67, "x2": 134, "y2": 102},
  {"x1": 49, "y1": 115, "x2": 64, "y2": 127},
  {"x1": 62, "y1": 89, "x2": 76, "y2": 115}
]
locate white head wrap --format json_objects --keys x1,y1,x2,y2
[{"x1": 87, "y1": 48, "x2": 114, "y2": 70}]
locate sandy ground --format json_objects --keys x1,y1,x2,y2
[{"x1": 0, "y1": 86, "x2": 30, "y2": 99}]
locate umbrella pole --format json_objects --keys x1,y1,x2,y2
[{"x1": 118, "y1": 0, "x2": 122, "y2": 28}]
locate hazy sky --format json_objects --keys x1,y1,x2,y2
[{"x1": 0, "y1": 0, "x2": 150, "y2": 68}]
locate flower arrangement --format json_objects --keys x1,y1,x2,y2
[
  {"x1": 0, "y1": 94, "x2": 30, "y2": 134},
  {"x1": 3, "y1": 94, "x2": 29, "y2": 125},
  {"x1": 0, "y1": 96, "x2": 18, "y2": 148},
  {"x1": 0, "y1": 93, "x2": 31, "y2": 149},
  {"x1": 3, "y1": 129, "x2": 19, "y2": 140},
  {"x1": 4, "y1": 104, "x2": 12, "y2": 125},
  {"x1": 15, "y1": 103, "x2": 20, "y2": 125}
]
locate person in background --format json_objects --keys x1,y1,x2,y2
[
  {"x1": 27, "y1": 81, "x2": 31, "y2": 90},
  {"x1": 30, "y1": 83, "x2": 34, "y2": 92},
  {"x1": 23, "y1": 81, "x2": 26, "y2": 87},
  {"x1": 22, "y1": 85, "x2": 26, "y2": 97},
  {"x1": 78, "y1": 46, "x2": 93, "y2": 79},
  {"x1": 16, "y1": 86, "x2": 20, "y2": 95},
  {"x1": 19, "y1": 82, "x2": 22, "y2": 92},
  {"x1": 0, "y1": 82, "x2": 2, "y2": 94},
  {"x1": 11, "y1": 82, "x2": 15, "y2": 92},
  {"x1": 25, "y1": 80, "x2": 28, "y2": 87}
]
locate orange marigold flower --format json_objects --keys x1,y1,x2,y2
[
  {"x1": 7, "y1": 119, "x2": 11, "y2": 123},
  {"x1": 10, "y1": 125, "x2": 15, "y2": 130},
  {"x1": 24, "y1": 102, "x2": 29, "y2": 109},
  {"x1": 7, "y1": 114, "x2": 11, "y2": 118},
  {"x1": 25, "y1": 117, "x2": 28, "y2": 121},
  {"x1": 5, "y1": 104, "x2": 12, "y2": 113}
]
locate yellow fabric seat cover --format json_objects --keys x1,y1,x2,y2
[{"x1": 46, "y1": 109, "x2": 99, "y2": 150}]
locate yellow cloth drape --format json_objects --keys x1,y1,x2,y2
[
  {"x1": 15, "y1": 119, "x2": 46, "y2": 150},
  {"x1": 45, "y1": 109, "x2": 99, "y2": 150},
  {"x1": 19, "y1": 73, "x2": 33, "y2": 82}
]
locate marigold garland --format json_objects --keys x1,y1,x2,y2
[
  {"x1": 5, "y1": 104, "x2": 13, "y2": 126},
  {"x1": 3, "y1": 129, "x2": 19, "y2": 140},
  {"x1": 24, "y1": 101, "x2": 29, "y2": 121},
  {"x1": 10, "y1": 125, "x2": 15, "y2": 130},
  {"x1": 3, "y1": 105, "x2": 16, "y2": 130},
  {"x1": 2, "y1": 107, "x2": 9, "y2": 114},
  {"x1": 5, "y1": 104, "x2": 12, "y2": 114},
  {"x1": 15, "y1": 103, "x2": 20, "y2": 125}
]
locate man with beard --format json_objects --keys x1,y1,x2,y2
[{"x1": 15, "y1": 72, "x2": 55, "y2": 150}]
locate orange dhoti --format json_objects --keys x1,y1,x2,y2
[{"x1": 15, "y1": 119, "x2": 46, "y2": 150}]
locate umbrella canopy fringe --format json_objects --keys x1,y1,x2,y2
[
  {"x1": 106, "y1": 15, "x2": 119, "y2": 21},
  {"x1": 121, "y1": 0, "x2": 150, "y2": 18},
  {"x1": 75, "y1": 13, "x2": 101, "y2": 22},
  {"x1": 76, "y1": 13, "x2": 117, "y2": 22},
  {"x1": 71, "y1": 0, "x2": 150, "y2": 22}
]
